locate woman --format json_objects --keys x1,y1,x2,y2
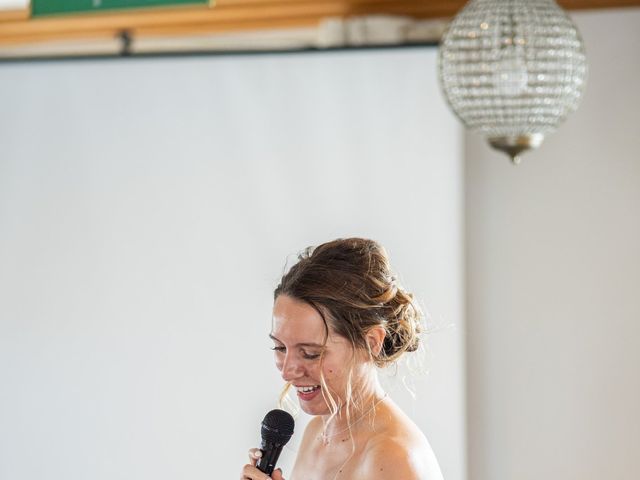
[{"x1": 241, "y1": 238, "x2": 443, "y2": 480}]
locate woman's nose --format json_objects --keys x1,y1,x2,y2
[{"x1": 281, "y1": 354, "x2": 304, "y2": 382}]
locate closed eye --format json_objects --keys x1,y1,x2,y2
[
  {"x1": 301, "y1": 350, "x2": 321, "y2": 360},
  {"x1": 271, "y1": 346, "x2": 320, "y2": 360}
]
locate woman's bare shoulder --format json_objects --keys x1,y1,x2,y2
[
  {"x1": 297, "y1": 415, "x2": 323, "y2": 446},
  {"x1": 361, "y1": 433, "x2": 443, "y2": 480},
  {"x1": 359, "y1": 402, "x2": 443, "y2": 480},
  {"x1": 302, "y1": 415, "x2": 324, "y2": 435}
]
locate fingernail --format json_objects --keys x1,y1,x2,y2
[{"x1": 255, "y1": 450, "x2": 262, "y2": 458}]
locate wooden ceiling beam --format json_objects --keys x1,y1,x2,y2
[{"x1": 0, "y1": 0, "x2": 638, "y2": 49}]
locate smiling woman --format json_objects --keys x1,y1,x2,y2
[{"x1": 240, "y1": 238, "x2": 444, "y2": 480}]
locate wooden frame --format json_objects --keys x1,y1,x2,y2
[{"x1": 1, "y1": 0, "x2": 639, "y2": 48}]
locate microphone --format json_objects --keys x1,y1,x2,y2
[{"x1": 257, "y1": 409, "x2": 295, "y2": 476}]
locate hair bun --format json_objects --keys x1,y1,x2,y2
[{"x1": 380, "y1": 287, "x2": 422, "y2": 363}]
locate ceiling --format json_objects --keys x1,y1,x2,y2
[{"x1": 0, "y1": 0, "x2": 639, "y2": 57}]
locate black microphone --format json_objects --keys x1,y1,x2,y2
[{"x1": 257, "y1": 409, "x2": 295, "y2": 476}]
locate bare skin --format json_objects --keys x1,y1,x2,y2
[{"x1": 240, "y1": 295, "x2": 443, "y2": 480}]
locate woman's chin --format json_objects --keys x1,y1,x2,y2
[
  {"x1": 298, "y1": 397, "x2": 330, "y2": 416},
  {"x1": 300, "y1": 403, "x2": 329, "y2": 416}
]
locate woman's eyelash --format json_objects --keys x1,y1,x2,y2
[{"x1": 270, "y1": 346, "x2": 321, "y2": 360}]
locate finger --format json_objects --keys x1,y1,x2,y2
[
  {"x1": 241, "y1": 464, "x2": 273, "y2": 480},
  {"x1": 271, "y1": 467, "x2": 285, "y2": 480},
  {"x1": 248, "y1": 448, "x2": 262, "y2": 467}
]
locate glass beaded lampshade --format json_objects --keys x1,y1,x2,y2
[{"x1": 438, "y1": 0, "x2": 588, "y2": 164}]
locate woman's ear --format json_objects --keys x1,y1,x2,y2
[{"x1": 365, "y1": 325, "x2": 387, "y2": 357}]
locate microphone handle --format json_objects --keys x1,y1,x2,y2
[{"x1": 257, "y1": 440, "x2": 285, "y2": 475}]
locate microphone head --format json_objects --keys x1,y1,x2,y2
[{"x1": 261, "y1": 409, "x2": 295, "y2": 445}]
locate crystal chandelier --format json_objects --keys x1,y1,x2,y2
[{"x1": 438, "y1": 0, "x2": 588, "y2": 164}]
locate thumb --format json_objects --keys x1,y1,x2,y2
[{"x1": 271, "y1": 468, "x2": 285, "y2": 480}]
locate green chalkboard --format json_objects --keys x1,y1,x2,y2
[{"x1": 32, "y1": 0, "x2": 210, "y2": 17}]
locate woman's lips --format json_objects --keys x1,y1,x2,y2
[{"x1": 296, "y1": 385, "x2": 321, "y2": 402}]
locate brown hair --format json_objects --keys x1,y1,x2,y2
[{"x1": 274, "y1": 237, "x2": 422, "y2": 368}]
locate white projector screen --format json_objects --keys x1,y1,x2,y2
[{"x1": 0, "y1": 48, "x2": 464, "y2": 480}]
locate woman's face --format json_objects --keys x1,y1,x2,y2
[{"x1": 271, "y1": 294, "x2": 367, "y2": 416}]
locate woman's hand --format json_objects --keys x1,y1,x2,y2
[{"x1": 240, "y1": 448, "x2": 285, "y2": 480}]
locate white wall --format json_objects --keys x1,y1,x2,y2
[
  {"x1": 0, "y1": 0, "x2": 28, "y2": 10},
  {"x1": 465, "y1": 8, "x2": 640, "y2": 480},
  {"x1": 0, "y1": 49, "x2": 465, "y2": 480}
]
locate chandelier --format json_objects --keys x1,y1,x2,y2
[{"x1": 438, "y1": 0, "x2": 588, "y2": 164}]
